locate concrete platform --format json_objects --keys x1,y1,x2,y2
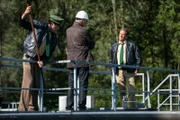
[{"x1": 0, "y1": 110, "x2": 180, "y2": 120}]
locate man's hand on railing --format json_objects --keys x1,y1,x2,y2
[
  {"x1": 37, "y1": 61, "x2": 44, "y2": 68},
  {"x1": 134, "y1": 70, "x2": 138, "y2": 75}
]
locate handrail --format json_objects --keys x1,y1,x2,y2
[
  {"x1": 1, "y1": 57, "x2": 180, "y2": 111},
  {"x1": 1, "y1": 57, "x2": 180, "y2": 73},
  {"x1": 145, "y1": 74, "x2": 179, "y2": 101},
  {"x1": 158, "y1": 89, "x2": 179, "y2": 111}
]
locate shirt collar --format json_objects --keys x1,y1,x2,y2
[{"x1": 119, "y1": 40, "x2": 126, "y2": 44}]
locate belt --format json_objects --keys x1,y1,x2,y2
[
  {"x1": 25, "y1": 54, "x2": 31, "y2": 58},
  {"x1": 24, "y1": 53, "x2": 37, "y2": 60},
  {"x1": 118, "y1": 68, "x2": 127, "y2": 70}
]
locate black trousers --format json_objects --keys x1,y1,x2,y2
[{"x1": 66, "y1": 67, "x2": 89, "y2": 108}]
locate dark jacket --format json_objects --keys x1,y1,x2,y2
[
  {"x1": 19, "y1": 18, "x2": 57, "y2": 63},
  {"x1": 110, "y1": 40, "x2": 142, "y2": 73},
  {"x1": 66, "y1": 22, "x2": 95, "y2": 68}
]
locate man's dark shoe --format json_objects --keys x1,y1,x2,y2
[
  {"x1": 78, "y1": 106, "x2": 86, "y2": 111},
  {"x1": 66, "y1": 107, "x2": 73, "y2": 111}
]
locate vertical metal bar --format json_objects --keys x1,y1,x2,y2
[
  {"x1": 170, "y1": 75, "x2": 172, "y2": 111},
  {"x1": 38, "y1": 70, "x2": 43, "y2": 111},
  {"x1": 111, "y1": 66, "x2": 116, "y2": 111},
  {"x1": 178, "y1": 73, "x2": 180, "y2": 111},
  {"x1": 77, "y1": 77, "x2": 79, "y2": 95},
  {"x1": 77, "y1": 76, "x2": 79, "y2": 107},
  {"x1": 158, "y1": 90, "x2": 160, "y2": 111},
  {"x1": 73, "y1": 61, "x2": 78, "y2": 111},
  {"x1": 142, "y1": 73, "x2": 145, "y2": 103},
  {"x1": 146, "y1": 69, "x2": 151, "y2": 108}
]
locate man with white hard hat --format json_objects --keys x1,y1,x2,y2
[
  {"x1": 75, "y1": 10, "x2": 89, "y2": 20},
  {"x1": 66, "y1": 10, "x2": 95, "y2": 111}
]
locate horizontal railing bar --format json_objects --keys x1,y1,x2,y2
[
  {"x1": 1, "y1": 87, "x2": 179, "y2": 96},
  {"x1": 1, "y1": 57, "x2": 180, "y2": 73},
  {"x1": 45, "y1": 88, "x2": 70, "y2": 91}
]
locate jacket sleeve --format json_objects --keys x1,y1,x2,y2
[
  {"x1": 19, "y1": 15, "x2": 32, "y2": 30},
  {"x1": 19, "y1": 16, "x2": 47, "y2": 31},
  {"x1": 110, "y1": 43, "x2": 117, "y2": 64},
  {"x1": 135, "y1": 45, "x2": 142, "y2": 66}
]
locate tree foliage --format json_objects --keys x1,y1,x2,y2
[{"x1": 0, "y1": 0, "x2": 180, "y2": 110}]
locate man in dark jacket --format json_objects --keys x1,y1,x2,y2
[
  {"x1": 18, "y1": 5, "x2": 63, "y2": 111},
  {"x1": 66, "y1": 10, "x2": 95, "y2": 110},
  {"x1": 110, "y1": 28, "x2": 142, "y2": 109}
]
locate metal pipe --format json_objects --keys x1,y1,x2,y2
[
  {"x1": 170, "y1": 75, "x2": 172, "y2": 111},
  {"x1": 178, "y1": 73, "x2": 180, "y2": 111},
  {"x1": 146, "y1": 69, "x2": 151, "y2": 108},
  {"x1": 73, "y1": 61, "x2": 78, "y2": 111},
  {"x1": 111, "y1": 66, "x2": 116, "y2": 111}
]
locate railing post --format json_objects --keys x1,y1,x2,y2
[
  {"x1": 137, "y1": 73, "x2": 145, "y2": 104},
  {"x1": 146, "y1": 69, "x2": 151, "y2": 108},
  {"x1": 157, "y1": 90, "x2": 160, "y2": 111},
  {"x1": 38, "y1": 70, "x2": 44, "y2": 111},
  {"x1": 170, "y1": 75, "x2": 172, "y2": 111},
  {"x1": 178, "y1": 73, "x2": 180, "y2": 111},
  {"x1": 142, "y1": 73, "x2": 145, "y2": 104},
  {"x1": 111, "y1": 66, "x2": 116, "y2": 111},
  {"x1": 73, "y1": 61, "x2": 78, "y2": 111}
]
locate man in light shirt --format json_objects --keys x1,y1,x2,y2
[{"x1": 110, "y1": 28, "x2": 142, "y2": 109}]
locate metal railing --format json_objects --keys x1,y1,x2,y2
[
  {"x1": 158, "y1": 89, "x2": 179, "y2": 111},
  {"x1": 0, "y1": 57, "x2": 180, "y2": 111}
]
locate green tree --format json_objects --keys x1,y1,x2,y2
[{"x1": 0, "y1": 0, "x2": 180, "y2": 110}]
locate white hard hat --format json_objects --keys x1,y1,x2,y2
[{"x1": 75, "y1": 10, "x2": 89, "y2": 20}]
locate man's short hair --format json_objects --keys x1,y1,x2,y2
[{"x1": 120, "y1": 28, "x2": 129, "y2": 34}]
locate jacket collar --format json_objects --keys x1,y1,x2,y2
[{"x1": 73, "y1": 21, "x2": 83, "y2": 27}]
